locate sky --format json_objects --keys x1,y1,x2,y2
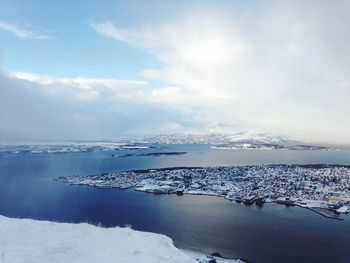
[{"x1": 0, "y1": 0, "x2": 350, "y2": 143}]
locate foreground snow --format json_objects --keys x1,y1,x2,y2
[
  {"x1": 0, "y1": 216, "x2": 195, "y2": 263},
  {"x1": 0, "y1": 216, "x2": 243, "y2": 263}
]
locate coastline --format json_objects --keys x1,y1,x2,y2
[{"x1": 181, "y1": 249, "x2": 245, "y2": 263}]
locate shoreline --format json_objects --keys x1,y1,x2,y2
[
  {"x1": 181, "y1": 249, "x2": 246, "y2": 263},
  {"x1": 60, "y1": 179, "x2": 348, "y2": 220},
  {"x1": 134, "y1": 187, "x2": 347, "y2": 220}
]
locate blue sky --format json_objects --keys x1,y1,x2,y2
[
  {"x1": 1, "y1": 0, "x2": 350, "y2": 143},
  {"x1": 0, "y1": 0, "x2": 259, "y2": 78},
  {"x1": 0, "y1": 0, "x2": 157, "y2": 78}
]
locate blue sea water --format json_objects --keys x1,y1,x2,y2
[{"x1": 0, "y1": 144, "x2": 349, "y2": 263}]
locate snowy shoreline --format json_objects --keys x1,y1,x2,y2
[{"x1": 0, "y1": 216, "x2": 243, "y2": 263}]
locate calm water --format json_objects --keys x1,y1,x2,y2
[{"x1": 0, "y1": 144, "x2": 350, "y2": 263}]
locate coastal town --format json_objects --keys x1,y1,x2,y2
[{"x1": 55, "y1": 164, "x2": 350, "y2": 219}]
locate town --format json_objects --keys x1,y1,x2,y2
[{"x1": 55, "y1": 164, "x2": 350, "y2": 219}]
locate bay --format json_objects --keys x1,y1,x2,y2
[{"x1": 0, "y1": 144, "x2": 349, "y2": 263}]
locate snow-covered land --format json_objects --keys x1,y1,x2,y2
[
  {"x1": 0, "y1": 216, "x2": 243, "y2": 263},
  {"x1": 0, "y1": 142, "x2": 151, "y2": 154},
  {"x1": 56, "y1": 165, "x2": 350, "y2": 218},
  {"x1": 211, "y1": 143, "x2": 336, "y2": 150}
]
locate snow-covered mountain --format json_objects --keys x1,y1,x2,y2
[
  {"x1": 225, "y1": 132, "x2": 293, "y2": 144},
  {"x1": 142, "y1": 132, "x2": 336, "y2": 150},
  {"x1": 143, "y1": 132, "x2": 293, "y2": 145}
]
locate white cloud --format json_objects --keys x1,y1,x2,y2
[
  {"x1": 91, "y1": 1, "x2": 350, "y2": 144},
  {"x1": 0, "y1": 68, "x2": 203, "y2": 141},
  {"x1": 0, "y1": 22, "x2": 50, "y2": 39},
  {"x1": 12, "y1": 71, "x2": 148, "y2": 102},
  {"x1": 91, "y1": 22, "x2": 143, "y2": 45},
  {"x1": 1, "y1": 2, "x2": 350, "y2": 143}
]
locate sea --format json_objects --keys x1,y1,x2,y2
[{"x1": 0, "y1": 144, "x2": 349, "y2": 263}]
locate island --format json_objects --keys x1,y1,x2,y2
[
  {"x1": 55, "y1": 164, "x2": 350, "y2": 219},
  {"x1": 111, "y1": 152, "x2": 187, "y2": 158}
]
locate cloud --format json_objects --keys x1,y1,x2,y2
[
  {"x1": 0, "y1": 68, "x2": 203, "y2": 141},
  {"x1": 91, "y1": 1, "x2": 350, "y2": 144},
  {"x1": 12, "y1": 71, "x2": 148, "y2": 102},
  {"x1": 0, "y1": 22, "x2": 50, "y2": 39},
  {"x1": 91, "y1": 22, "x2": 141, "y2": 45},
  {"x1": 1, "y1": 2, "x2": 349, "y2": 143}
]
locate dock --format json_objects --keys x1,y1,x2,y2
[{"x1": 309, "y1": 207, "x2": 343, "y2": 220}]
